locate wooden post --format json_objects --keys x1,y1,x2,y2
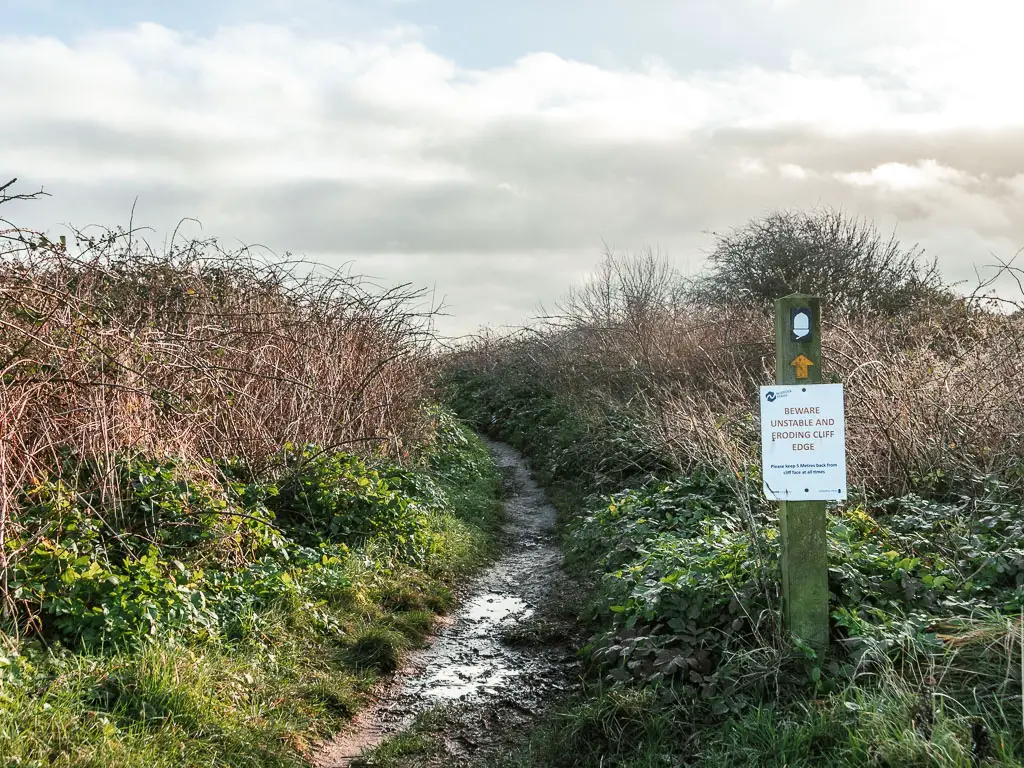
[{"x1": 774, "y1": 294, "x2": 829, "y2": 650}]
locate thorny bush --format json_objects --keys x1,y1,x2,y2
[{"x1": 0, "y1": 222, "x2": 436, "y2": 623}]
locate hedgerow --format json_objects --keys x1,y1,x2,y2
[
  {"x1": 444, "y1": 236, "x2": 1024, "y2": 765},
  {"x1": 0, "y1": 209, "x2": 504, "y2": 766}
]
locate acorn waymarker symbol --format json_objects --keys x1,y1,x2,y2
[{"x1": 791, "y1": 307, "x2": 812, "y2": 342}]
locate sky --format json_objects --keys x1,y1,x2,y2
[{"x1": 2, "y1": 0, "x2": 1024, "y2": 336}]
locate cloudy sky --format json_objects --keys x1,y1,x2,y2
[{"x1": 2, "y1": 1, "x2": 1023, "y2": 335}]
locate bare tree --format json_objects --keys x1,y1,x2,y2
[{"x1": 692, "y1": 207, "x2": 949, "y2": 316}]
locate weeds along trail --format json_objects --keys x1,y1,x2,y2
[
  {"x1": 0, "y1": 228, "x2": 435, "y2": 633},
  {"x1": 315, "y1": 439, "x2": 578, "y2": 768}
]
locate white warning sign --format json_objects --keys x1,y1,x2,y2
[{"x1": 760, "y1": 383, "x2": 847, "y2": 501}]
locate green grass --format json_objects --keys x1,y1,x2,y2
[
  {"x1": 487, "y1": 689, "x2": 688, "y2": 768},
  {"x1": 695, "y1": 680, "x2": 1023, "y2": 768},
  {"x1": 351, "y1": 708, "x2": 451, "y2": 767},
  {"x1": 348, "y1": 627, "x2": 409, "y2": 674},
  {"x1": 1, "y1": 642, "x2": 317, "y2": 767},
  {"x1": 0, "y1": 411, "x2": 504, "y2": 768},
  {"x1": 483, "y1": 677, "x2": 1023, "y2": 768}
]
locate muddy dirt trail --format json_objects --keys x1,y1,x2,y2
[{"x1": 314, "y1": 439, "x2": 579, "y2": 767}]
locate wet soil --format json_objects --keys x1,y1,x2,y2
[{"x1": 313, "y1": 439, "x2": 580, "y2": 767}]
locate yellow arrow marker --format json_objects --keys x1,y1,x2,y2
[{"x1": 791, "y1": 354, "x2": 814, "y2": 379}]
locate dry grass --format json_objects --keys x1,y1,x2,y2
[
  {"x1": 0, "y1": 223, "x2": 437, "y2": 617},
  {"x1": 455, "y1": 251, "x2": 1024, "y2": 498}
]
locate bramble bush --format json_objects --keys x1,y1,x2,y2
[
  {"x1": 3, "y1": 409, "x2": 491, "y2": 650},
  {"x1": 573, "y1": 476, "x2": 1024, "y2": 686},
  {"x1": 0, "y1": 404, "x2": 505, "y2": 767},
  {"x1": 271, "y1": 446, "x2": 430, "y2": 560}
]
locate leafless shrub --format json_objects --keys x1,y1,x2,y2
[
  {"x1": 456, "y1": 246, "x2": 1024, "y2": 500},
  {"x1": 0, "y1": 222, "x2": 437, "y2": 614}
]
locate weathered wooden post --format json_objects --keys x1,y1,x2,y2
[{"x1": 759, "y1": 294, "x2": 846, "y2": 651}]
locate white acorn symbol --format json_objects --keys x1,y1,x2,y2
[{"x1": 793, "y1": 310, "x2": 810, "y2": 340}]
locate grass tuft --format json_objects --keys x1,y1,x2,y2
[{"x1": 349, "y1": 627, "x2": 409, "y2": 674}]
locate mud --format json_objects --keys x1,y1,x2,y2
[{"x1": 313, "y1": 439, "x2": 579, "y2": 767}]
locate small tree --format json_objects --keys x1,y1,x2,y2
[
  {"x1": 555, "y1": 248, "x2": 684, "y2": 330},
  {"x1": 693, "y1": 208, "x2": 947, "y2": 315}
]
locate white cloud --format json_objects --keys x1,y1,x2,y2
[
  {"x1": 2, "y1": 11, "x2": 1024, "y2": 334},
  {"x1": 838, "y1": 161, "x2": 968, "y2": 191},
  {"x1": 779, "y1": 164, "x2": 811, "y2": 180}
]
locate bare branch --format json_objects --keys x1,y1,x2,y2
[{"x1": 0, "y1": 178, "x2": 50, "y2": 205}]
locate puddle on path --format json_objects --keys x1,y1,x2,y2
[
  {"x1": 313, "y1": 440, "x2": 574, "y2": 767},
  {"x1": 463, "y1": 593, "x2": 532, "y2": 625}
]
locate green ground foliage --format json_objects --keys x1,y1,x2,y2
[
  {"x1": 445, "y1": 366, "x2": 1024, "y2": 767},
  {"x1": 0, "y1": 407, "x2": 503, "y2": 767}
]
